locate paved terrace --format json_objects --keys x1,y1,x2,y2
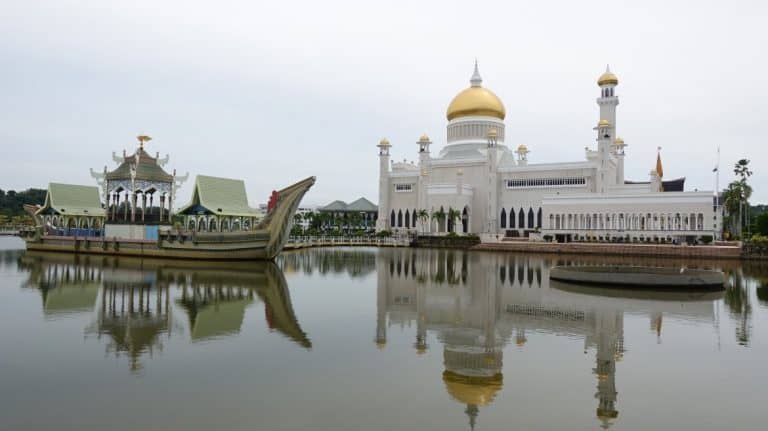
[{"x1": 472, "y1": 241, "x2": 742, "y2": 259}]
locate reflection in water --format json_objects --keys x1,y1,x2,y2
[
  {"x1": 373, "y1": 248, "x2": 729, "y2": 429},
  {"x1": 17, "y1": 252, "x2": 311, "y2": 372}
]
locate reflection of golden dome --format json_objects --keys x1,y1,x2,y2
[
  {"x1": 597, "y1": 67, "x2": 618, "y2": 86},
  {"x1": 443, "y1": 371, "x2": 503, "y2": 407},
  {"x1": 597, "y1": 408, "x2": 619, "y2": 419},
  {"x1": 447, "y1": 87, "x2": 506, "y2": 121}
]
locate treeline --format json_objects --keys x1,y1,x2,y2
[{"x1": 0, "y1": 188, "x2": 47, "y2": 217}]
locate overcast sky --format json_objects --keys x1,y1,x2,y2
[{"x1": 1, "y1": 0, "x2": 766, "y2": 206}]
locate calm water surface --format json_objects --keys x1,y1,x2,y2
[{"x1": 1, "y1": 236, "x2": 767, "y2": 430}]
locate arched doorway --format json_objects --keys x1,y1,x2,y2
[{"x1": 462, "y1": 206, "x2": 469, "y2": 233}]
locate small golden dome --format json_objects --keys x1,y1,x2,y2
[
  {"x1": 378, "y1": 138, "x2": 390, "y2": 147},
  {"x1": 447, "y1": 87, "x2": 506, "y2": 121},
  {"x1": 487, "y1": 128, "x2": 498, "y2": 138},
  {"x1": 419, "y1": 134, "x2": 430, "y2": 142},
  {"x1": 597, "y1": 66, "x2": 618, "y2": 86},
  {"x1": 597, "y1": 119, "x2": 611, "y2": 127},
  {"x1": 443, "y1": 371, "x2": 503, "y2": 407},
  {"x1": 517, "y1": 144, "x2": 528, "y2": 152},
  {"x1": 614, "y1": 136, "x2": 624, "y2": 144}
]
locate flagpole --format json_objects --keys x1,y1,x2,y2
[{"x1": 714, "y1": 146, "x2": 720, "y2": 240}]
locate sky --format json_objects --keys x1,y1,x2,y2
[{"x1": 1, "y1": 0, "x2": 766, "y2": 207}]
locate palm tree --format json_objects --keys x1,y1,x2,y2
[
  {"x1": 292, "y1": 213, "x2": 304, "y2": 235},
  {"x1": 447, "y1": 207, "x2": 461, "y2": 233},
  {"x1": 724, "y1": 181, "x2": 753, "y2": 239},
  {"x1": 432, "y1": 208, "x2": 447, "y2": 233},
  {"x1": 416, "y1": 209, "x2": 429, "y2": 233}
]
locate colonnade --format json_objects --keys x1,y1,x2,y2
[
  {"x1": 547, "y1": 211, "x2": 706, "y2": 232},
  {"x1": 184, "y1": 215, "x2": 257, "y2": 233},
  {"x1": 106, "y1": 190, "x2": 173, "y2": 223}
]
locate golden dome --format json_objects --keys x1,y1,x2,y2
[
  {"x1": 597, "y1": 119, "x2": 611, "y2": 127},
  {"x1": 419, "y1": 134, "x2": 430, "y2": 142},
  {"x1": 517, "y1": 143, "x2": 528, "y2": 152},
  {"x1": 378, "y1": 138, "x2": 390, "y2": 147},
  {"x1": 487, "y1": 128, "x2": 498, "y2": 138},
  {"x1": 597, "y1": 65, "x2": 618, "y2": 86},
  {"x1": 446, "y1": 62, "x2": 505, "y2": 121},
  {"x1": 442, "y1": 371, "x2": 503, "y2": 407},
  {"x1": 447, "y1": 87, "x2": 506, "y2": 121}
]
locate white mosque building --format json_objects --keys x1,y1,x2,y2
[{"x1": 376, "y1": 63, "x2": 720, "y2": 243}]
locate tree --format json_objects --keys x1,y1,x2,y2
[
  {"x1": 416, "y1": 209, "x2": 429, "y2": 233},
  {"x1": 431, "y1": 208, "x2": 446, "y2": 233},
  {"x1": 447, "y1": 207, "x2": 461, "y2": 233},
  {"x1": 756, "y1": 212, "x2": 768, "y2": 236}
]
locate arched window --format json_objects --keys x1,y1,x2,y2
[
  {"x1": 412, "y1": 209, "x2": 417, "y2": 228},
  {"x1": 519, "y1": 208, "x2": 525, "y2": 229},
  {"x1": 462, "y1": 206, "x2": 469, "y2": 233},
  {"x1": 510, "y1": 208, "x2": 516, "y2": 228},
  {"x1": 209, "y1": 218, "x2": 218, "y2": 232},
  {"x1": 500, "y1": 208, "x2": 507, "y2": 228},
  {"x1": 397, "y1": 210, "x2": 403, "y2": 227},
  {"x1": 537, "y1": 208, "x2": 542, "y2": 228},
  {"x1": 528, "y1": 208, "x2": 534, "y2": 229},
  {"x1": 188, "y1": 218, "x2": 195, "y2": 231},
  {"x1": 404, "y1": 210, "x2": 410, "y2": 228},
  {"x1": 390, "y1": 210, "x2": 395, "y2": 227}
]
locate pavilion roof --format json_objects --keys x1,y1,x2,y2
[
  {"x1": 106, "y1": 148, "x2": 173, "y2": 183},
  {"x1": 319, "y1": 198, "x2": 377, "y2": 212},
  {"x1": 36, "y1": 183, "x2": 104, "y2": 217},
  {"x1": 177, "y1": 175, "x2": 261, "y2": 217},
  {"x1": 346, "y1": 197, "x2": 378, "y2": 212}
]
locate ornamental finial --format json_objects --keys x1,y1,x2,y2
[
  {"x1": 470, "y1": 59, "x2": 482, "y2": 87},
  {"x1": 137, "y1": 134, "x2": 152, "y2": 150}
]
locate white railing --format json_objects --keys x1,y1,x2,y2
[{"x1": 286, "y1": 235, "x2": 412, "y2": 248}]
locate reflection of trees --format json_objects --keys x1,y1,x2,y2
[
  {"x1": 279, "y1": 248, "x2": 377, "y2": 278},
  {"x1": 724, "y1": 268, "x2": 752, "y2": 346}
]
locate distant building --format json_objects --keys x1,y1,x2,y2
[{"x1": 318, "y1": 198, "x2": 378, "y2": 229}]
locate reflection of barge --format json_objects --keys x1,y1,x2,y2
[{"x1": 549, "y1": 265, "x2": 725, "y2": 289}]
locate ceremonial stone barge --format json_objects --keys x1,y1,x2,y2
[{"x1": 21, "y1": 136, "x2": 314, "y2": 260}]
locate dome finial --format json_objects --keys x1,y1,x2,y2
[{"x1": 470, "y1": 59, "x2": 482, "y2": 87}]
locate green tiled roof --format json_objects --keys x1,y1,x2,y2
[
  {"x1": 321, "y1": 200, "x2": 349, "y2": 211},
  {"x1": 106, "y1": 149, "x2": 173, "y2": 182},
  {"x1": 38, "y1": 183, "x2": 104, "y2": 217},
  {"x1": 346, "y1": 197, "x2": 378, "y2": 212},
  {"x1": 178, "y1": 175, "x2": 261, "y2": 217},
  {"x1": 320, "y1": 198, "x2": 377, "y2": 212}
]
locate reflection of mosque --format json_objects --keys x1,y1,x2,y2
[
  {"x1": 374, "y1": 248, "x2": 722, "y2": 430},
  {"x1": 18, "y1": 252, "x2": 310, "y2": 372}
]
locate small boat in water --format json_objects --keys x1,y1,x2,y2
[{"x1": 549, "y1": 265, "x2": 725, "y2": 289}]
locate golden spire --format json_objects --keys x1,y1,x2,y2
[
  {"x1": 655, "y1": 147, "x2": 664, "y2": 178},
  {"x1": 137, "y1": 134, "x2": 152, "y2": 150}
]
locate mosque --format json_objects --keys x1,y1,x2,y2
[{"x1": 376, "y1": 63, "x2": 720, "y2": 242}]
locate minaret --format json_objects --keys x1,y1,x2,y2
[
  {"x1": 515, "y1": 144, "x2": 529, "y2": 166},
  {"x1": 597, "y1": 65, "x2": 619, "y2": 137},
  {"x1": 417, "y1": 135, "x2": 432, "y2": 233},
  {"x1": 594, "y1": 119, "x2": 613, "y2": 193},
  {"x1": 597, "y1": 66, "x2": 623, "y2": 184},
  {"x1": 486, "y1": 129, "x2": 500, "y2": 234},
  {"x1": 376, "y1": 138, "x2": 392, "y2": 231}
]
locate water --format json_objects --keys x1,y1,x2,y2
[{"x1": 1, "y1": 236, "x2": 767, "y2": 431}]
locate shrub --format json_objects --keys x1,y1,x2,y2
[
  {"x1": 376, "y1": 230, "x2": 392, "y2": 238},
  {"x1": 543, "y1": 235, "x2": 553, "y2": 242},
  {"x1": 699, "y1": 235, "x2": 713, "y2": 245}
]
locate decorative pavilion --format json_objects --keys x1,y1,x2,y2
[
  {"x1": 90, "y1": 135, "x2": 187, "y2": 239},
  {"x1": 177, "y1": 175, "x2": 263, "y2": 232},
  {"x1": 33, "y1": 182, "x2": 105, "y2": 237}
]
